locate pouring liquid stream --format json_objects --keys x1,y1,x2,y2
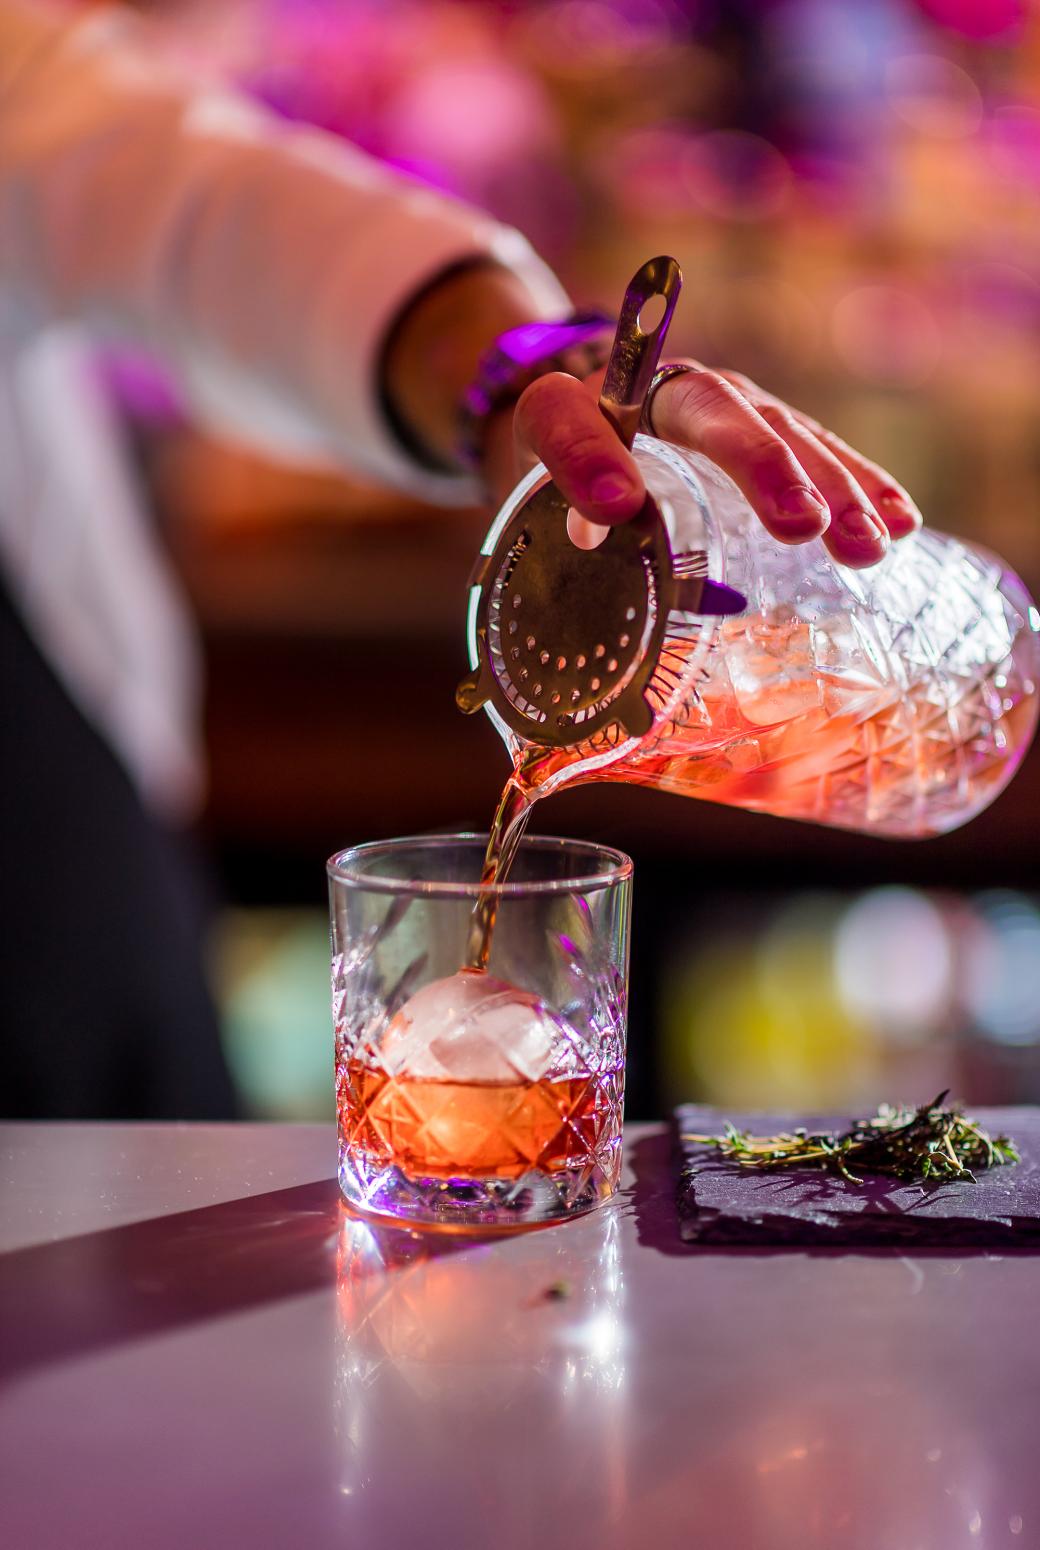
[{"x1": 463, "y1": 747, "x2": 546, "y2": 971}]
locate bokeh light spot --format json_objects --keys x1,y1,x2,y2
[
  {"x1": 885, "y1": 53, "x2": 982, "y2": 139},
  {"x1": 832, "y1": 285, "x2": 942, "y2": 387},
  {"x1": 835, "y1": 888, "x2": 952, "y2": 1042}
]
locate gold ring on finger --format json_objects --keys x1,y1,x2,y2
[{"x1": 640, "y1": 362, "x2": 697, "y2": 438}]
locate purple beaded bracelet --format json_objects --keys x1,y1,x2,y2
[{"x1": 456, "y1": 311, "x2": 615, "y2": 472}]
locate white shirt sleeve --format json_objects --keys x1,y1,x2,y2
[{"x1": 0, "y1": 0, "x2": 572, "y2": 502}]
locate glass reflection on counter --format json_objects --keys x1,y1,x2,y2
[{"x1": 333, "y1": 1202, "x2": 626, "y2": 1504}]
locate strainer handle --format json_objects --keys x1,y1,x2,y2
[{"x1": 599, "y1": 257, "x2": 682, "y2": 449}]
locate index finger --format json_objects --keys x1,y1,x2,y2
[{"x1": 513, "y1": 372, "x2": 645, "y2": 526}]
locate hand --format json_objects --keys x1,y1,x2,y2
[{"x1": 492, "y1": 362, "x2": 922, "y2": 570}]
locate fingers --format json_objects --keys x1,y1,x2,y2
[
  {"x1": 753, "y1": 401, "x2": 890, "y2": 568},
  {"x1": 715, "y1": 369, "x2": 922, "y2": 558},
  {"x1": 789, "y1": 416, "x2": 922, "y2": 540},
  {"x1": 510, "y1": 361, "x2": 920, "y2": 572},
  {"x1": 649, "y1": 367, "x2": 832, "y2": 548},
  {"x1": 513, "y1": 372, "x2": 644, "y2": 527}
]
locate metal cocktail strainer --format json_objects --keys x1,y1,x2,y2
[{"x1": 456, "y1": 256, "x2": 745, "y2": 750}]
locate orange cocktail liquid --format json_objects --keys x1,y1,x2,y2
[
  {"x1": 500, "y1": 616, "x2": 1038, "y2": 839},
  {"x1": 338, "y1": 1062, "x2": 620, "y2": 1182}
]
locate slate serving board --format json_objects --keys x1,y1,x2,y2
[{"x1": 674, "y1": 1105, "x2": 1040, "y2": 1247}]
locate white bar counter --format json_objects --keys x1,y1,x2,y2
[{"x1": 0, "y1": 1123, "x2": 1035, "y2": 1549}]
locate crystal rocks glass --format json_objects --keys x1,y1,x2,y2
[{"x1": 329, "y1": 834, "x2": 632, "y2": 1231}]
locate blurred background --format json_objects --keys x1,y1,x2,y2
[{"x1": 116, "y1": 0, "x2": 1039, "y2": 1120}]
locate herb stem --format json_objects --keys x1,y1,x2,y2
[{"x1": 681, "y1": 1094, "x2": 1018, "y2": 1185}]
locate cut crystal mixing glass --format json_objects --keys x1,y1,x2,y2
[{"x1": 459, "y1": 260, "x2": 1039, "y2": 837}]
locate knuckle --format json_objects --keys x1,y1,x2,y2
[
  {"x1": 757, "y1": 402, "x2": 799, "y2": 436},
  {"x1": 669, "y1": 368, "x2": 739, "y2": 417},
  {"x1": 813, "y1": 424, "x2": 847, "y2": 454},
  {"x1": 718, "y1": 369, "x2": 757, "y2": 397},
  {"x1": 740, "y1": 428, "x2": 804, "y2": 479},
  {"x1": 754, "y1": 436, "x2": 801, "y2": 473}
]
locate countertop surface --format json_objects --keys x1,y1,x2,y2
[{"x1": 1, "y1": 1121, "x2": 1037, "y2": 1550}]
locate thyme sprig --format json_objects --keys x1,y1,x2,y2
[{"x1": 682, "y1": 1091, "x2": 1019, "y2": 1187}]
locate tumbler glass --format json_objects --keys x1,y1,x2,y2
[{"x1": 329, "y1": 834, "x2": 632, "y2": 1231}]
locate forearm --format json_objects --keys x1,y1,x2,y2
[
  {"x1": 0, "y1": 0, "x2": 568, "y2": 493},
  {"x1": 381, "y1": 261, "x2": 551, "y2": 474}
]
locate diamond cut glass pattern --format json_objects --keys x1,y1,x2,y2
[{"x1": 329, "y1": 836, "x2": 631, "y2": 1231}]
